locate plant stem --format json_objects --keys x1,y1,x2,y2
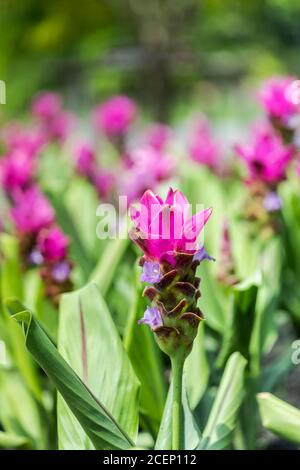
[{"x1": 171, "y1": 356, "x2": 184, "y2": 450}]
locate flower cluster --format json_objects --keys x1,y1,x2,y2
[
  {"x1": 259, "y1": 76, "x2": 299, "y2": 139},
  {"x1": 73, "y1": 98, "x2": 174, "y2": 205},
  {"x1": 120, "y1": 146, "x2": 174, "y2": 204},
  {"x1": 9, "y1": 185, "x2": 72, "y2": 304},
  {"x1": 189, "y1": 118, "x2": 221, "y2": 171},
  {"x1": 130, "y1": 188, "x2": 213, "y2": 360},
  {"x1": 142, "y1": 123, "x2": 171, "y2": 152},
  {"x1": 32, "y1": 92, "x2": 75, "y2": 143},
  {"x1": 93, "y1": 95, "x2": 136, "y2": 152},
  {"x1": 0, "y1": 98, "x2": 74, "y2": 303},
  {"x1": 235, "y1": 122, "x2": 294, "y2": 186}
]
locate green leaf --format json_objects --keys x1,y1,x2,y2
[
  {"x1": 199, "y1": 352, "x2": 247, "y2": 449},
  {"x1": 0, "y1": 368, "x2": 45, "y2": 448},
  {"x1": 90, "y1": 222, "x2": 129, "y2": 296},
  {"x1": 185, "y1": 321, "x2": 209, "y2": 410},
  {"x1": 0, "y1": 432, "x2": 30, "y2": 449},
  {"x1": 198, "y1": 262, "x2": 227, "y2": 333},
  {"x1": 46, "y1": 185, "x2": 95, "y2": 281},
  {"x1": 257, "y1": 393, "x2": 300, "y2": 445},
  {"x1": 6, "y1": 299, "x2": 135, "y2": 450},
  {"x1": 23, "y1": 270, "x2": 58, "y2": 339},
  {"x1": 64, "y1": 179, "x2": 100, "y2": 263},
  {"x1": 217, "y1": 272, "x2": 260, "y2": 368},
  {"x1": 57, "y1": 282, "x2": 140, "y2": 449},
  {"x1": 250, "y1": 238, "x2": 282, "y2": 373},
  {"x1": 0, "y1": 234, "x2": 41, "y2": 400},
  {"x1": 155, "y1": 378, "x2": 201, "y2": 450},
  {"x1": 0, "y1": 233, "x2": 23, "y2": 299}
]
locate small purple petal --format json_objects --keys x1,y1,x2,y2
[
  {"x1": 51, "y1": 261, "x2": 71, "y2": 283},
  {"x1": 193, "y1": 246, "x2": 216, "y2": 263},
  {"x1": 28, "y1": 249, "x2": 44, "y2": 266},
  {"x1": 263, "y1": 191, "x2": 282, "y2": 212},
  {"x1": 138, "y1": 306, "x2": 163, "y2": 329},
  {"x1": 140, "y1": 261, "x2": 163, "y2": 283}
]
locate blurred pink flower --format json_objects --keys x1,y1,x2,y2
[
  {"x1": 37, "y1": 226, "x2": 69, "y2": 262},
  {"x1": 32, "y1": 92, "x2": 74, "y2": 142},
  {"x1": 0, "y1": 149, "x2": 36, "y2": 194},
  {"x1": 144, "y1": 123, "x2": 171, "y2": 152},
  {"x1": 1, "y1": 122, "x2": 46, "y2": 156},
  {"x1": 74, "y1": 142, "x2": 96, "y2": 177},
  {"x1": 129, "y1": 187, "x2": 212, "y2": 261},
  {"x1": 47, "y1": 111, "x2": 75, "y2": 142},
  {"x1": 32, "y1": 92, "x2": 62, "y2": 121},
  {"x1": 119, "y1": 147, "x2": 174, "y2": 203},
  {"x1": 11, "y1": 186, "x2": 55, "y2": 233},
  {"x1": 93, "y1": 96, "x2": 136, "y2": 137},
  {"x1": 189, "y1": 118, "x2": 220, "y2": 169},
  {"x1": 259, "y1": 76, "x2": 299, "y2": 124},
  {"x1": 92, "y1": 170, "x2": 115, "y2": 199},
  {"x1": 235, "y1": 122, "x2": 294, "y2": 184}
]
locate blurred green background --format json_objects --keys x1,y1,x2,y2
[{"x1": 1, "y1": 0, "x2": 300, "y2": 119}]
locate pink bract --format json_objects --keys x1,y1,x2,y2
[
  {"x1": 235, "y1": 122, "x2": 294, "y2": 184},
  {"x1": 119, "y1": 147, "x2": 174, "y2": 204},
  {"x1": 129, "y1": 187, "x2": 212, "y2": 261},
  {"x1": 37, "y1": 226, "x2": 69, "y2": 262},
  {"x1": 75, "y1": 142, "x2": 96, "y2": 177},
  {"x1": 32, "y1": 92, "x2": 62, "y2": 121},
  {"x1": 189, "y1": 118, "x2": 220, "y2": 169},
  {"x1": 259, "y1": 76, "x2": 299, "y2": 123},
  {"x1": 93, "y1": 96, "x2": 136, "y2": 137},
  {"x1": 0, "y1": 149, "x2": 36, "y2": 194},
  {"x1": 144, "y1": 123, "x2": 171, "y2": 152},
  {"x1": 11, "y1": 186, "x2": 55, "y2": 233}
]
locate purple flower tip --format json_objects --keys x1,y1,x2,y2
[
  {"x1": 140, "y1": 261, "x2": 163, "y2": 283},
  {"x1": 138, "y1": 307, "x2": 163, "y2": 329},
  {"x1": 193, "y1": 246, "x2": 216, "y2": 263},
  {"x1": 263, "y1": 191, "x2": 282, "y2": 212},
  {"x1": 51, "y1": 261, "x2": 71, "y2": 283},
  {"x1": 28, "y1": 249, "x2": 44, "y2": 266}
]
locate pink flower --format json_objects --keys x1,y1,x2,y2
[
  {"x1": 11, "y1": 186, "x2": 55, "y2": 233},
  {"x1": 1, "y1": 122, "x2": 46, "y2": 157},
  {"x1": 129, "y1": 187, "x2": 212, "y2": 262},
  {"x1": 144, "y1": 123, "x2": 171, "y2": 152},
  {"x1": 32, "y1": 92, "x2": 62, "y2": 121},
  {"x1": 0, "y1": 149, "x2": 36, "y2": 194},
  {"x1": 93, "y1": 96, "x2": 136, "y2": 137},
  {"x1": 32, "y1": 92, "x2": 74, "y2": 142},
  {"x1": 129, "y1": 147, "x2": 173, "y2": 179},
  {"x1": 47, "y1": 111, "x2": 75, "y2": 142},
  {"x1": 74, "y1": 142, "x2": 96, "y2": 177},
  {"x1": 189, "y1": 118, "x2": 220, "y2": 169},
  {"x1": 37, "y1": 226, "x2": 69, "y2": 262},
  {"x1": 259, "y1": 76, "x2": 299, "y2": 124},
  {"x1": 235, "y1": 122, "x2": 294, "y2": 184},
  {"x1": 92, "y1": 170, "x2": 115, "y2": 199},
  {"x1": 120, "y1": 147, "x2": 174, "y2": 203}
]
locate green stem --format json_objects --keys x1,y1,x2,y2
[{"x1": 171, "y1": 356, "x2": 184, "y2": 450}]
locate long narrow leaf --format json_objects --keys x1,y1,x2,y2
[
  {"x1": 6, "y1": 299, "x2": 134, "y2": 450},
  {"x1": 257, "y1": 393, "x2": 300, "y2": 445},
  {"x1": 199, "y1": 352, "x2": 247, "y2": 449},
  {"x1": 57, "y1": 283, "x2": 140, "y2": 449}
]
